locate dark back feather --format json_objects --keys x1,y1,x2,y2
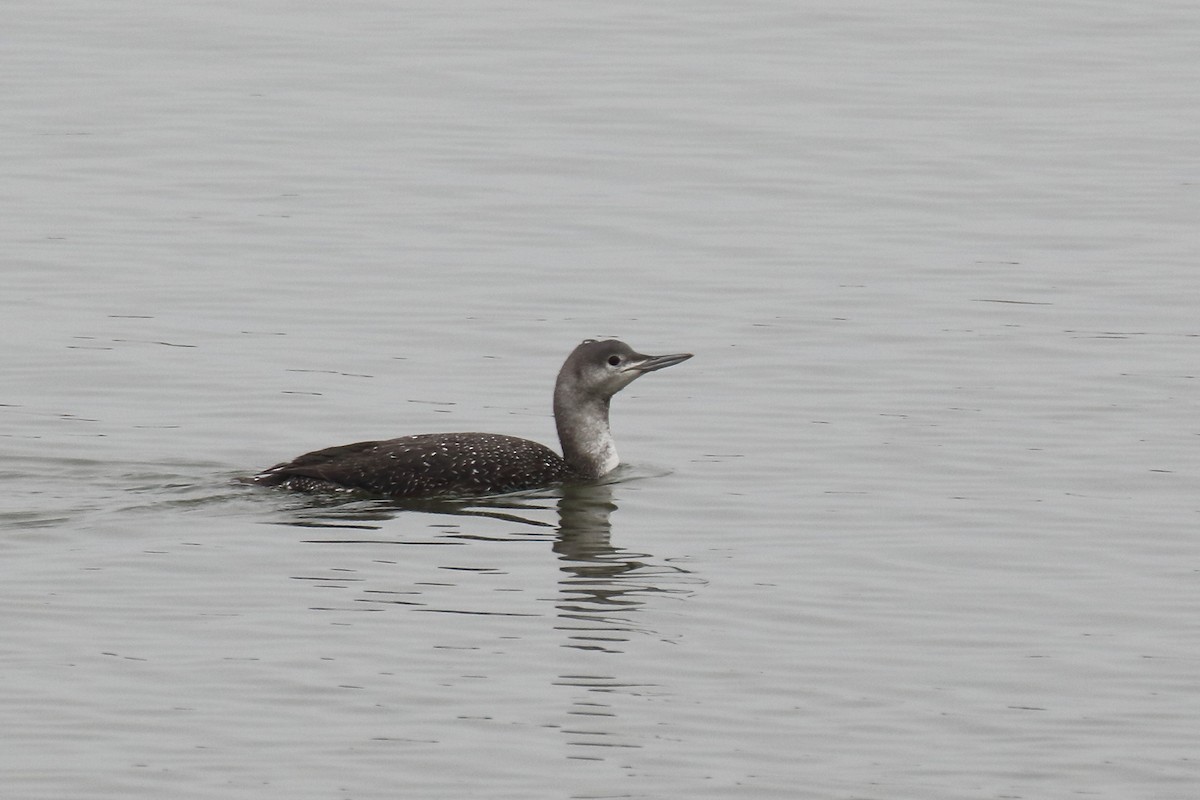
[{"x1": 251, "y1": 433, "x2": 576, "y2": 498}]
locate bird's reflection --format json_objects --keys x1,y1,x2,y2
[
  {"x1": 552, "y1": 482, "x2": 693, "y2": 653},
  {"x1": 270, "y1": 478, "x2": 698, "y2": 760},
  {"x1": 273, "y1": 479, "x2": 698, "y2": 651},
  {"x1": 549, "y1": 482, "x2": 697, "y2": 754}
]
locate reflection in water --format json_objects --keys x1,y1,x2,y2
[
  {"x1": 553, "y1": 483, "x2": 695, "y2": 653},
  {"x1": 551, "y1": 483, "x2": 699, "y2": 757},
  {"x1": 271, "y1": 492, "x2": 558, "y2": 531},
  {"x1": 275, "y1": 483, "x2": 700, "y2": 635},
  {"x1": 274, "y1": 479, "x2": 700, "y2": 760},
  {"x1": 554, "y1": 672, "x2": 663, "y2": 759}
]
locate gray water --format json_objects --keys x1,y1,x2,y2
[{"x1": 4, "y1": 1, "x2": 1199, "y2": 797}]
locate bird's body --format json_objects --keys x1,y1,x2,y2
[
  {"x1": 247, "y1": 339, "x2": 691, "y2": 499},
  {"x1": 251, "y1": 432, "x2": 575, "y2": 497}
]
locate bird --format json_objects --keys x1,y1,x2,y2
[{"x1": 245, "y1": 339, "x2": 692, "y2": 499}]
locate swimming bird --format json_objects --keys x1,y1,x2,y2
[{"x1": 246, "y1": 339, "x2": 692, "y2": 498}]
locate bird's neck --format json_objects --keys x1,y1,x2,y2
[{"x1": 554, "y1": 390, "x2": 618, "y2": 479}]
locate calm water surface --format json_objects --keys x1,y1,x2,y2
[{"x1": 4, "y1": 1, "x2": 1199, "y2": 798}]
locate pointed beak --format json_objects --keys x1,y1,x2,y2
[{"x1": 628, "y1": 351, "x2": 693, "y2": 373}]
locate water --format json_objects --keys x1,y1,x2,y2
[{"x1": 4, "y1": 0, "x2": 1199, "y2": 797}]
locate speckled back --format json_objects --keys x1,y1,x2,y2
[{"x1": 252, "y1": 432, "x2": 576, "y2": 498}]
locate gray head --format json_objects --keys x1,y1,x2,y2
[
  {"x1": 553, "y1": 339, "x2": 692, "y2": 477},
  {"x1": 556, "y1": 339, "x2": 693, "y2": 402}
]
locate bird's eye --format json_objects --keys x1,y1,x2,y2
[{"x1": 607, "y1": 354, "x2": 622, "y2": 367}]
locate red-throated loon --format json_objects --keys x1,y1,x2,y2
[{"x1": 246, "y1": 339, "x2": 692, "y2": 498}]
